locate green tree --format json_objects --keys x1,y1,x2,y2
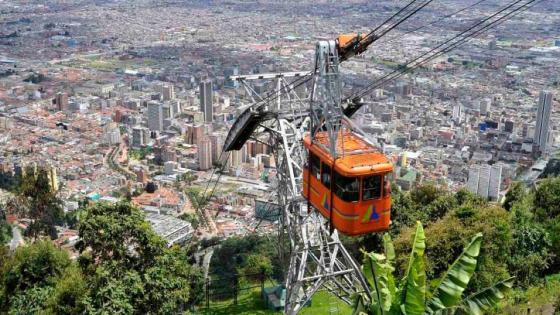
[
  {"x1": 394, "y1": 203, "x2": 513, "y2": 292},
  {"x1": 181, "y1": 172, "x2": 198, "y2": 186},
  {"x1": 180, "y1": 212, "x2": 200, "y2": 230},
  {"x1": 12, "y1": 168, "x2": 63, "y2": 239},
  {"x1": 210, "y1": 234, "x2": 283, "y2": 282},
  {"x1": 8, "y1": 285, "x2": 53, "y2": 315},
  {"x1": 409, "y1": 185, "x2": 441, "y2": 206},
  {"x1": 44, "y1": 265, "x2": 88, "y2": 314},
  {"x1": 0, "y1": 241, "x2": 72, "y2": 312},
  {"x1": 508, "y1": 223, "x2": 552, "y2": 287},
  {"x1": 534, "y1": 177, "x2": 560, "y2": 220},
  {"x1": 353, "y1": 222, "x2": 514, "y2": 315},
  {"x1": 424, "y1": 193, "x2": 457, "y2": 222},
  {"x1": 240, "y1": 253, "x2": 273, "y2": 281},
  {"x1": 84, "y1": 265, "x2": 140, "y2": 314},
  {"x1": 503, "y1": 182, "x2": 526, "y2": 211},
  {"x1": 76, "y1": 201, "x2": 165, "y2": 272},
  {"x1": 455, "y1": 188, "x2": 486, "y2": 206},
  {"x1": 76, "y1": 201, "x2": 202, "y2": 314},
  {"x1": 388, "y1": 186, "x2": 418, "y2": 234},
  {"x1": 533, "y1": 177, "x2": 560, "y2": 272}
]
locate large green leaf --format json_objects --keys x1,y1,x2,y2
[
  {"x1": 362, "y1": 252, "x2": 395, "y2": 313},
  {"x1": 400, "y1": 222, "x2": 426, "y2": 315},
  {"x1": 425, "y1": 233, "x2": 483, "y2": 313},
  {"x1": 383, "y1": 233, "x2": 397, "y2": 309},
  {"x1": 455, "y1": 277, "x2": 515, "y2": 315},
  {"x1": 383, "y1": 233, "x2": 396, "y2": 264}
]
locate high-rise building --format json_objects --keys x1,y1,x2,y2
[
  {"x1": 452, "y1": 104, "x2": 463, "y2": 123},
  {"x1": 209, "y1": 134, "x2": 224, "y2": 164},
  {"x1": 55, "y1": 92, "x2": 68, "y2": 111},
  {"x1": 162, "y1": 84, "x2": 175, "y2": 101},
  {"x1": 504, "y1": 121, "x2": 514, "y2": 133},
  {"x1": 186, "y1": 124, "x2": 206, "y2": 145},
  {"x1": 162, "y1": 104, "x2": 172, "y2": 120},
  {"x1": 229, "y1": 149, "x2": 243, "y2": 169},
  {"x1": 0, "y1": 117, "x2": 13, "y2": 130},
  {"x1": 534, "y1": 90, "x2": 553, "y2": 153},
  {"x1": 488, "y1": 165, "x2": 502, "y2": 200},
  {"x1": 477, "y1": 165, "x2": 491, "y2": 199},
  {"x1": 199, "y1": 80, "x2": 213, "y2": 123},
  {"x1": 467, "y1": 168, "x2": 480, "y2": 197},
  {"x1": 467, "y1": 164, "x2": 502, "y2": 201},
  {"x1": 103, "y1": 125, "x2": 121, "y2": 145},
  {"x1": 147, "y1": 101, "x2": 163, "y2": 132},
  {"x1": 132, "y1": 126, "x2": 148, "y2": 148},
  {"x1": 224, "y1": 66, "x2": 239, "y2": 89},
  {"x1": 47, "y1": 165, "x2": 59, "y2": 192},
  {"x1": 171, "y1": 100, "x2": 182, "y2": 116},
  {"x1": 479, "y1": 98, "x2": 491, "y2": 115},
  {"x1": 198, "y1": 137, "x2": 213, "y2": 171},
  {"x1": 395, "y1": 81, "x2": 412, "y2": 97}
]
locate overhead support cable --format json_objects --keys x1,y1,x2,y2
[
  {"x1": 229, "y1": 0, "x2": 436, "y2": 114},
  {"x1": 382, "y1": 0, "x2": 490, "y2": 44},
  {"x1": 344, "y1": 0, "x2": 545, "y2": 116}
]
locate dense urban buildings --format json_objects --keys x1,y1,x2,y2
[{"x1": 0, "y1": 0, "x2": 558, "y2": 242}]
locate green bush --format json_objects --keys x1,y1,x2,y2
[
  {"x1": 0, "y1": 241, "x2": 72, "y2": 312},
  {"x1": 393, "y1": 203, "x2": 513, "y2": 292}
]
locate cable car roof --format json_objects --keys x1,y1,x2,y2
[{"x1": 305, "y1": 131, "x2": 393, "y2": 176}]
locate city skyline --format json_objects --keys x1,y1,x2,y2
[{"x1": 0, "y1": 1, "x2": 559, "y2": 313}]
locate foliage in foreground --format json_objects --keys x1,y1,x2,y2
[
  {"x1": 0, "y1": 201, "x2": 204, "y2": 314},
  {"x1": 210, "y1": 233, "x2": 282, "y2": 283},
  {"x1": 8, "y1": 167, "x2": 63, "y2": 240},
  {"x1": 353, "y1": 222, "x2": 513, "y2": 315}
]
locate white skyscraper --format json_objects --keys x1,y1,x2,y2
[
  {"x1": 199, "y1": 80, "x2": 213, "y2": 123},
  {"x1": 229, "y1": 149, "x2": 243, "y2": 169},
  {"x1": 477, "y1": 165, "x2": 490, "y2": 199},
  {"x1": 147, "y1": 101, "x2": 163, "y2": 132},
  {"x1": 467, "y1": 164, "x2": 502, "y2": 201},
  {"x1": 162, "y1": 84, "x2": 175, "y2": 101},
  {"x1": 452, "y1": 104, "x2": 463, "y2": 123},
  {"x1": 209, "y1": 134, "x2": 224, "y2": 164},
  {"x1": 198, "y1": 137, "x2": 213, "y2": 171},
  {"x1": 480, "y1": 98, "x2": 491, "y2": 115},
  {"x1": 171, "y1": 100, "x2": 182, "y2": 116},
  {"x1": 488, "y1": 165, "x2": 502, "y2": 200},
  {"x1": 534, "y1": 90, "x2": 553, "y2": 153},
  {"x1": 132, "y1": 126, "x2": 148, "y2": 148},
  {"x1": 466, "y1": 168, "x2": 479, "y2": 194}
]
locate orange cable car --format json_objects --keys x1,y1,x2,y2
[{"x1": 302, "y1": 130, "x2": 394, "y2": 236}]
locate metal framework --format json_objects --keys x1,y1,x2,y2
[{"x1": 224, "y1": 42, "x2": 371, "y2": 315}]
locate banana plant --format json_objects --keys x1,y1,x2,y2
[{"x1": 353, "y1": 222, "x2": 514, "y2": 315}]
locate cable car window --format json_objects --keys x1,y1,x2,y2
[
  {"x1": 363, "y1": 175, "x2": 382, "y2": 200},
  {"x1": 321, "y1": 163, "x2": 331, "y2": 188},
  {"x1": 383, "y1": 173, "x2": 392, "y2": 197},
  {"x1": 334, "y1": 172, "x2": 359, "y2": 202},
  {"x1": 310, "y1": 153, "x2": 320, "y2": 180}
]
